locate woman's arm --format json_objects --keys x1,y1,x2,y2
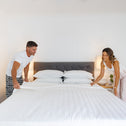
[
  {"x1": 113, "y1": 60, "x2": 120, "y2": 96},
  {"x1": 91, "y1": 61, "x2": 105, "y2": 86}
]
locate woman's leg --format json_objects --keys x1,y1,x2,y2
[{"x1": 120, "y1": 77, "x2": 126, "y2": 102}]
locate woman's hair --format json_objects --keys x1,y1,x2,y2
[{"x1": 102, "y1": 47, "x2": 116, "y2": 63}]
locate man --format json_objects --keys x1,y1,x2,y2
[{"x1": 6, "y1": 41, "x2": 38, "y2": 98}]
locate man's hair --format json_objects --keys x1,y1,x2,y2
[{"x1": 26, "y1": 41, "x2": 38, "y2": 47}]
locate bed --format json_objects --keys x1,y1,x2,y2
[{"x1": 0, "y1": 62, "x2": 126, "y2": 126}]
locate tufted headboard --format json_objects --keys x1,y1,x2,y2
[{"x1": 34, "y1": 62, "x2": 94, "y2": 74}]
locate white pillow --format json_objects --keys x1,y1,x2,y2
[
  {"x1": 36, "y1": 78, "x2": 63, "y2": 84},
  {"x1": 63, "y1": 70, "x2": 93, "y2": 79},
  {"x1": 33, "y1": 70, "x2": 63, "y2": 78},
  {"x1": 63, "y1": 78, "x2": 92, "y2": 84}
]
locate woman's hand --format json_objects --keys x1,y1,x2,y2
[
  {"x1": 114, "y1": 87, "x2": 118, "y2": 96},
  {"x1": 90, "y1": 82, "x2": 95, "y2": 86},
  {"x1": 24, "y1": 78, "x2": 29, "y2": 82}
]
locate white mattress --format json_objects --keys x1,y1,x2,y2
[{"x1": 0, "y1": 79, "x2": 126, "y2": 126}]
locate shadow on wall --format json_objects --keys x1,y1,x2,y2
[
  {"x1": 0, "y1": 73, "x2": 6, "y2": 102},
  {"x1": 0, "y1": 63, "x2": 7, "y2": 103},
  {"x1": 0, "y1": 93, "x2": 6, "y2": 103}
]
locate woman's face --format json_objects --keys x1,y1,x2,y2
[{"x1": 102, "y1": 51, "x2": 109, "y2": 62}]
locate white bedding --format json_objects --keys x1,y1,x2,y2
[{"x1": 0, "y1": 79, "x2": 126, "y2": 126}]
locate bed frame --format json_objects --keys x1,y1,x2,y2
[{"x1": 34, "y1": 62, "x2": 94, "y2": 74}]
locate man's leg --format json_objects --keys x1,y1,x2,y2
[{"x1": 17, "y1": 76, "x2": 23, "y2": 85}]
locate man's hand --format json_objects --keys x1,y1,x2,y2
[{"x1": 13, "y1": 81, "x2": 20, "y2": 89}]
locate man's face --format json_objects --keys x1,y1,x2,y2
[{"x1": 27, "y1": 46, "x2": 37, "y2": 56}]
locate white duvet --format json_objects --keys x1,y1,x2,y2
[{"x1": 0, "y1": 79, "x2": 126, "y2": 126}]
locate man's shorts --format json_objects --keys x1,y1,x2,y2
[{"x1": 6, "y1": 75, "x2": 23, "y2": 98}]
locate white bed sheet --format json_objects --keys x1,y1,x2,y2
[{"x1": 0, "y1": 79, "x2": 126, "y2": 126}]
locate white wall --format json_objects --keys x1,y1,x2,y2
[
  {"x1": 6, "y1": 14, "x2": 126, "y2": 63},
  {"x1": 0, "y1": 0, "x2": 126, "y2": 100}
]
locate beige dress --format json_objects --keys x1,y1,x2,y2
[{"x1": 103, "y1": 61, "x2": 126, "y2": 101}]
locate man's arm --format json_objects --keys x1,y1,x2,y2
[
  {"x1": 24, "y1": 63, "x2": 30, "y2": 82},
  {"x1": 11, "y1": 61, "x2": 20, "y2": 89}
]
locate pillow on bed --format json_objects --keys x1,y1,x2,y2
[
  {"x1": 63, "y1": 70, "x2": 93, "y2": 79},
  {"x1": 63, "y1": 78, "x2": 92, "y2": 84},
  {"x1": 36, "y1": 78, "x2": 63, "y2": 84},
  {"x1": 33, "y1": 70, "x2": 63, "y2": 78}
]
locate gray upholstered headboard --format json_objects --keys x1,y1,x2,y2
[{"x1": 34, "y1": 62, "x2": 94, "y2": 74}]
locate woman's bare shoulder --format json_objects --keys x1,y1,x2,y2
[
  {"x1": 113, "y1": 60, "x2": 119, "y2": 66},
  {"x1": 101, "y1": 60, "x2": 105, "y2": 67}
]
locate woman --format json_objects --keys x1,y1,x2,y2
[{"x1": 91, "y1": 48, "x2": 120, "y2": 96}]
